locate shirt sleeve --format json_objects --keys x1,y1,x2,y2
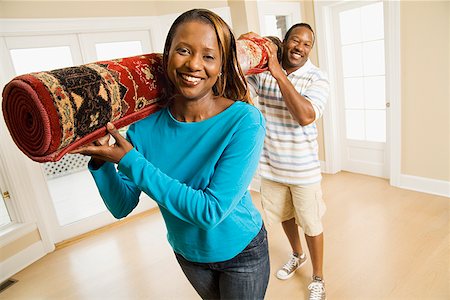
[
  {"x1": 89, "y1": 160, "x2": 141, "y2": 219},
  {"x1": 303, "y1": 71, "x2": 329, "y2": 121}
]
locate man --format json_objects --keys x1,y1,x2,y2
[{"x1": 241, "y1": 23, "x2": 329, "y2": 300}]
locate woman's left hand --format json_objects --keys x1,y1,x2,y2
[{"x1": 70, "y1": 122, "x2": 133, "y2": 164}]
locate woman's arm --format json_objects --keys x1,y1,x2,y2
[
  {"x1": 89, "y1": 161, "x2": 141, "y2": 218},
  {"x1": 72, "y1": 122, "x2": 141, "y2": 219}
]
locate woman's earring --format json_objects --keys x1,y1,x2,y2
[{"x1": 219, "y1": 72, "x2": 222, "y2": 77}]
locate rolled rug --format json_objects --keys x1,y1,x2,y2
[
  {"x1": 2, "y1": 37, "x2": 270, "y2": 163},
  {"x1": 2, "y1": 54, "x2": 166, "y2": 162},
  {"x1": 236, "y1": 36, "x2": 270, "y2": 75}
]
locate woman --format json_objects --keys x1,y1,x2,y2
[{"x1": 72, "y1": 9, "x2": 269, "y2": 300}]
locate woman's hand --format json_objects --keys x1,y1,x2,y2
[{"x1": 70, "y1": 122, "x2": 133, "y2": 164}]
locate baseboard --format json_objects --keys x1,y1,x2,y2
[
  {"x1": 398, "y1": 174, "x2": 450, "y2": 198},
  {"x1": 0, "y1": 241, "x2": 46, "y2": 283},
  {"x1": 251, "y1": 170, "x2": 449, "y2": 197}
]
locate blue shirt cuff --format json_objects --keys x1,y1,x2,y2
[{"x1": 117, "y1": 148, "x2": 141, "y2": 175}]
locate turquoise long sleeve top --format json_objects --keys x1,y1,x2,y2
[{"x1": 89, "y1": 101, "x2": 266, "y2": 263}]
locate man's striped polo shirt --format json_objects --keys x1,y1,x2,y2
[{"x1": 248, "y1": 59, "x2": 329, "y2": 185}]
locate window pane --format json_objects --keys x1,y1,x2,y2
[
  {"x1": 345, "y1": 109, "x2": 365, "y2": 140},
  {"x1": 365, "y1": 110, "x2": 386, "y2": 142},
  {"x1": 362, "y1": 40, "x2": 385, "y2": 76},
  {"x1": 95, "y1": 41, "x2": 143, "y2": 61},
  {"x1": 342, "y1": 44, "x2": 363, "y2": 77},
  {"x1": 47, "y1": 169, "x2": 107, "y2": 226},
  {"x1": 339, "y1": 7, "x2": 361, "y2": 45},
  {"x1": 364, "y1": 76, "x2": 386, "y2": 109},
  {"x1": 275, "y1": 16, "x2": 288, "y2": 38},
  {"x1": 344, "y1": 77, "x2": 364, "y2": 109},
  {"x1": 264, "y1": 15, "x2": 287, "y2": 39},
  {"x1": 10, "y1": 46, "x2": 74, "y2": 75},
  {"x1": 265, "y1": 16, "x2": 279, "y2": 38},
  {"x1": 362, "y1": 2, "x2": 384, "y2": 41},
  {"x1": 43, "y1": 154, "x2": 108, "y2": 226}
]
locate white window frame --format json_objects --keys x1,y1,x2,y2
[{"x1": 78, "y1": 30, "x2": 153, "y2": 63}]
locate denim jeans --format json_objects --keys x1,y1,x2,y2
[{"x1": 175, "y1": 225, "x2": 270, "y2": 300}]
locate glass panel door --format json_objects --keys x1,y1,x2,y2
[
  {"x1": 333, "y1": 1, "x2": 388, "y2": 178},
  {"x1": 5, "y1": 33, "x2": 155, "y2": 242}
]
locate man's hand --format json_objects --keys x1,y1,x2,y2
[
  {"x1": 263, "y1": 40, "x2": 284, "y2": 79},
  {"x1": 70, "y1": 122, "x2": 133, "y2": 165}
]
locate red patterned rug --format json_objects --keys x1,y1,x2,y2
[{"x1": 2, "y1": 37, "x2": 271, "y2": 162}]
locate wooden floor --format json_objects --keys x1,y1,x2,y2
[{"x1": 2, "y1": 172, "x2": 449, "y2": 299}]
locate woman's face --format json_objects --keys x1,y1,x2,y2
[{"x1": 167, "y1": 20, "x2": 222, "y2": 101}]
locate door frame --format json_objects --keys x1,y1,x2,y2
[
  {"x1": 256, "y1": 1, "x2": 302, "y2": 38},
  {"x1": 314, "y1": 0, "x2": 401, "y2": 185}
]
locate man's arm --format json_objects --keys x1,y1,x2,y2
[{"x1": 264, "y1": 43, "x2": 316, "y2": 126}]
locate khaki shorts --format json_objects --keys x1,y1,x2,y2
[{"x1": 260, "y1": 177, "x2": 326, "y2": 237}]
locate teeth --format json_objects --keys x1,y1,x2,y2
[{"x1": 181, "y1": 74, "x2": 201, "y2": 83}]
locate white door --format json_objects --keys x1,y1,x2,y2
[
  {"x1": 0, "y1": 171, "x2": 13, "y2": 228},
  {"x1": 3, "y1": 31, "x2": 156, "y2": 243},
  {"x1": 332, "y1": 1, "x2": 388, "y2": 178}
]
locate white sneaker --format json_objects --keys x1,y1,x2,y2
[
  {"x1": 276, "y1": 253, "x2": 307, "y2": 280},
  {"x1": 308, "y1": 277, "x2": 326, "y2": 300}
]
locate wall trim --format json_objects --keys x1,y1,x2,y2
[
  {"x1": 0, "y1": 241, "x2": 46, "y2": 283},
  {"x1": 0, "y1": 16, "x2": 157, "y2": 35},
  {"x1": 314, "y1": 1, "x2": 342, "y2": 175},
  {"x1": 398, "y1": 175, "x2": 450, "y2": 198},
  {"x1": 0, "y1": 223, "x2": 37, "y2": 248},
  {"x1": 250, "y1": 170, "x2": 449, "y2": 198},
  {"x1": 385, "y1": 0, "x2": 401, "y2": 187}
]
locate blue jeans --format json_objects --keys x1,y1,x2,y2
[{"x1": 175, "y1": 225, "x2": 270, "y2": 300}]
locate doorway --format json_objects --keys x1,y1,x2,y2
[
  {"x1": 2, "y1": 28, "x2": 155, "y2": 243},
  {"x1": 314, "y1": 0, "x2": 401, "y2": 180}
]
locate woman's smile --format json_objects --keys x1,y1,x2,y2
[{"x1": 178, "y1": 72, "x2": 203, "y2": 86}]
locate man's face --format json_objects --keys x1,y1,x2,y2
[{"x1": 282, "y1": 27, "x2": 314, "y2": 73}]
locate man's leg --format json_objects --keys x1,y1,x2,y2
[
  {"x1": 291, "y1": 182, "x2": 326, "y2": 299},
  {"x1": 305, "y1": 233, "x2": 323, "y2": 278},
  {"x1": 260, "y1": 178, "x2": 306, "y2": 280},
  {"x1": 282, "y1": 217, "x2": 304, "y2": 256}
]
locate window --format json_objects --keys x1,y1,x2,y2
[
  {"x1": 95, "y1": 41, "x2": 143, "y2": 61},
  {"x1": 339, "y1": 2, "x2": 386, "y2": 142},
  {"x1": 10, "y1": 46, "x2": 74, "y2": 75},
  {"x1": 3, "y1": 27, "x2": 154, "y2": 241}
]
